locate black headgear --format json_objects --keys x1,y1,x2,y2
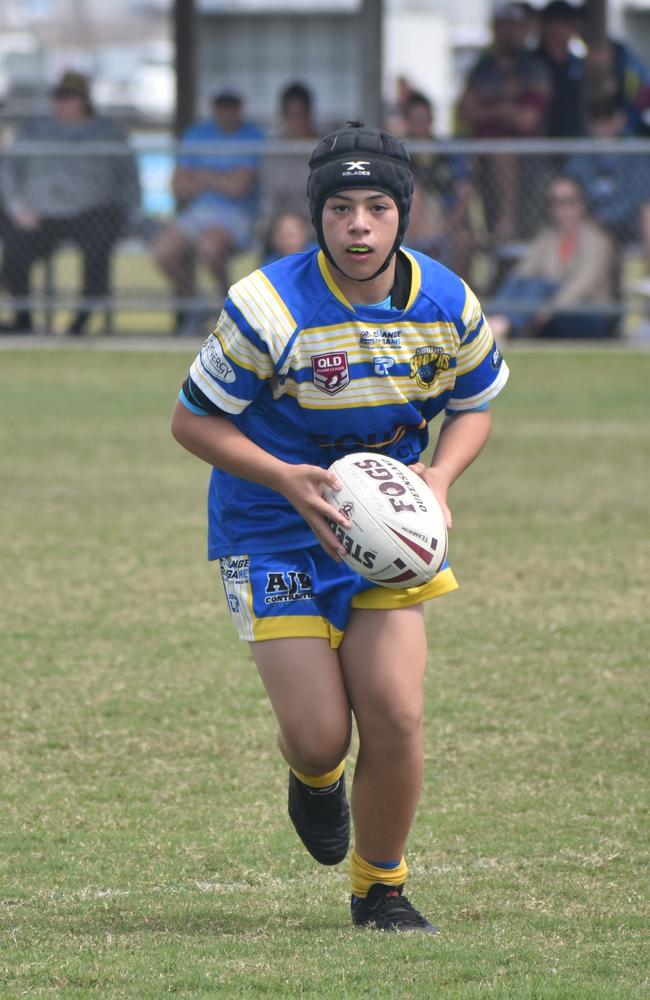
[{"x1": 306, "y1": 122, "x2": 414, "y2": 281}]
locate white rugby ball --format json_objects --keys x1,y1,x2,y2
[{"x1": 322, "y1": 452, "x2": 448, "y2": 589}]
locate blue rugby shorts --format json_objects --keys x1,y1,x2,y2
[{"x1": 218, "y1": 545, "x2": 459, "y2": 648}]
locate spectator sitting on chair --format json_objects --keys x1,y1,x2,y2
[
  {"x1": 260, "y1": 81, "x2": 318, "y2": 226},
  {"x1": 488, "y1": 175, "x2": 615, "y2": 340},
  {"x1": 0, "y1": 70, "x2": 140, "y2": 335},
  {"x1": 152, "y1": 89, "x2": 264, "y2": 336},
  {"x1": 261, "y1": 211, "x2": 315, "y2": 267}
]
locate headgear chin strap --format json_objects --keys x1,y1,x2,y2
[{"x1": 306, "y1": 123, "x2": 414, "y2": 282}]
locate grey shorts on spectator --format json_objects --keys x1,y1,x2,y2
[{"x1": 175, "y1": 201, "x2": 255, "y2": 251}]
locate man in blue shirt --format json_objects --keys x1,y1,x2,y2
[{"x1": 152, "y1": 89, "x2": 264, "y2": 334}]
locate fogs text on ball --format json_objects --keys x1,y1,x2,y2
[{"x1": 323, "y1": 453, "x2": 448, "y2": 589}]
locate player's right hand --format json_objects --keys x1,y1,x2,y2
[{"x1": 276, "y1": 464, "x2": 352, "y2": 561}]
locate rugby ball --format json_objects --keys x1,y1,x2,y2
[{"x1": 322, "y1": 452, "x2": 448, "y2": 589}]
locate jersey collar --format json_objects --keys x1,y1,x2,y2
[{"x1": 317, "y1": 249, "x2": 421, "y2": 314}]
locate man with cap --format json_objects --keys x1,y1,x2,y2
[
  {"x1": 151, "y1": 89, "x2": 264, "y2": 336},
  {"x1": 170, "y1": 123, "x2": 509, "y2": 932},
  {"x1": 0, "y1": 70, "x2": 140, "y2": 334}
]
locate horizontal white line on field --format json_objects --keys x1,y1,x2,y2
[
  {"x1": 0, "y1": 876, "x2": 338, "y2": 909},
  {"x1": 1, "y1": 850, "x2": 630, "y2": 911}
]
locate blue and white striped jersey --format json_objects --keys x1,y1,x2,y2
[{"x1": 179, "y1": 247, "x2": 509, "y2": 558}]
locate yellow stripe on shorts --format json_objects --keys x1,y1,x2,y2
[
  {"x1": 350, "y1": 566, "x2": 459, "y2": 610},
  {"x1": 251, "y1": 614, "x2": 345, "y2": 649}
]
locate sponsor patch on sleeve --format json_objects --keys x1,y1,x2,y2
[{"x1": 200, "y1": 335, "x2": 236, "y2": 384}]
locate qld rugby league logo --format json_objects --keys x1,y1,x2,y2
[
  {"x1": 312, "y1": 351, "x2": 350, "y2": 395},
  {"x1": 409, "y1": 345, "x2": 451, "y2": 389}
]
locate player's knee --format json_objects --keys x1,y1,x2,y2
[
  {"x1": 362, "y1": 701, "x2": 423, "y2": 752},
  {"x1": 292, "y1": 748, "x2": 349, "y2": 777},
  {"x1": 280, "y1": 725, "x2": 351, "y2": 776}
]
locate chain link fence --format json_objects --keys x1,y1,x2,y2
[{"x1": 1, "y1": 137, "x2": 649, "y2": 339}]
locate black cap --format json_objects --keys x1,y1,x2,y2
[
  {"x1": 51, "y1": 70, "x2": 91, "y2": 103},
  {"x1": 307, "y1": 122, "x2": 414, "y2": 280},
  {"x1": 540, "y1": 1, "x2": 583, "y2": 22},
  {"x1": 212, "y1": 88, "x2": 242, "y2": 107},
  {"x1": 493, "y1": 2, "x2": 528, "y2": 22}
]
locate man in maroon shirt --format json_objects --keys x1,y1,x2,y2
[{"x1": 457, "y1": 1, "x2": 552, "y2": 243}]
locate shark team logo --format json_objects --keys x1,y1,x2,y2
[
  {"x1": 341, "y1": 160, "x2": 371, "y2": 176},
  {"x1": 312, "y1": 351, "x2": 350, "y2": 395}
]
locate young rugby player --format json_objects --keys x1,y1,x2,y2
[{"x1": 171, "y1": 124, "x2": 509, "y2": 932}]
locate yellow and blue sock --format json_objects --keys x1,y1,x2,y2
[{"x1": 350, "y1": 848, "x2": 408, "y2": 902}]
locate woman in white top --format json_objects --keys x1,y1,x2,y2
[{"x1": 489, "y1": 175, "x2": 616, "y2": 340}]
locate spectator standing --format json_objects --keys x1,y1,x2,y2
[
  {"x1": 537, "y1": 4, "x2": 650, "y2": 138},
  {"x1": 384, "y1": 75, "x2": 417, "y2": 138},
  {"x1": 0, "y1": 70, "x2": 140, "y2": 335},
  {"x1": 402, "y1": 91, "x2": 475, "y2": 280},
  {"x1": 457, "y1": 1, "x2": 552, "y2": 244},
  {"x1": 260, "y1": 82, "x2": 318, "y2": 225},
  {"x1": 152, "y1": 89, "x2": 264, "y2": 335},
  {"x1": 488, "y1": 175, "x2": 615, "y2": 340},
  {"x1": 536, "y1": 0, "x2": 585, "y2": 138},
  {"x1": 585, "y1": 38, "x2": 650, "y2": 136}
]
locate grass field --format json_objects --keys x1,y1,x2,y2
[{"x1": 1, "y1": 347, "x2": 648, "y2": 999}]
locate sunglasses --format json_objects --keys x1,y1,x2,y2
[{"x1": 550, "y1": 194, "x2": 580, "y2": 205}]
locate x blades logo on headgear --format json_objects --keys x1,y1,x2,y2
[{"x1": 341, "y1": 160, "x2": 371, "y2": 176}]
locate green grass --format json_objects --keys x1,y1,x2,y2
[{"x1": 0, "y1": 349, "x2": 648, "y2": 998}]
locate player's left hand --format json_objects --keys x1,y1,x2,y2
[{"x1": 409, "y1": 462, "x2": 452, "y2": 530}]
